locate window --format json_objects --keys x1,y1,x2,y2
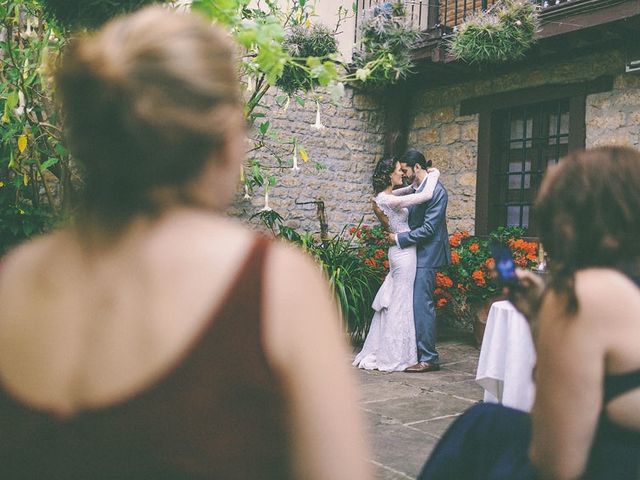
[
  {"x1": 462, "y1": 78, "x2": 613, "y2": 237},
  {"x1": 488, "y1": 99, "x2": 570, "y2": 235}
]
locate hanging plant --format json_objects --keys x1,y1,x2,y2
[
  {"x1": 276, "y1": 24, "x2": 339, "y2": 95},
  {"x1": 352, "y1": 2, "x2": 420, "y2": 90},
  {"x1": 449, "y1": 0, "x2": 539, "y2": 64},
  {"x1": 38, "y1": 0, "x2": 171, "y2": 30}
]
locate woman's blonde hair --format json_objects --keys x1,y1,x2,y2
[{"x1": 56, "y1": 6, "x2": 243, "y2": 230}]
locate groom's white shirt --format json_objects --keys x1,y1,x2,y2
[{"x1": 394, "y1": 173, "x2": 429, "y2": 248}]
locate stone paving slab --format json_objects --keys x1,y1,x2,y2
[{"x1": 352, "y1": 333, "x2": 483, "y2": 480}]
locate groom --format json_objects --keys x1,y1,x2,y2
[{"x1": 387, "y1": 149, "x2": 451, "y2": 372}]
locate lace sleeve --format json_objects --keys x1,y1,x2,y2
[
  {"x1": 384, "y1": 169, "x2": 440, "y2": 210},
  {"x1": 391, "y1": 185, "x2": 415, "y2": 196}
]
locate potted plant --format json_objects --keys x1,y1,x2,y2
[{"x1": 435, "y1": 227, "x2": 539, "y2": 344}]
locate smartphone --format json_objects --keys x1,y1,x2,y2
[{"x1": 489, "y1": 241, "x2": 518, "y2": 287}]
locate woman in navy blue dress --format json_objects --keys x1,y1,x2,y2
[{"x1": 420, "y1": 146, "x2": 640, "y2": 480}]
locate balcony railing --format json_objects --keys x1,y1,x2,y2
[{"x1": 354, "y1": 0, "x2": 577, "y2": 40}]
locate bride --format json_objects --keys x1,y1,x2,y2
[{"x1": 353, "y1": 158, "x2": 440, "y2": 372}]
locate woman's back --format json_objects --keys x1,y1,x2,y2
[
  {"x1": 0, "y1": 211, "x2": 254, "y2": 416},
  {"x1": 0, "y1": 212, "x2": 297, "y2": 479}
]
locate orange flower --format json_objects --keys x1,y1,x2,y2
[
  {"x1": 364, "y1": 258, "x2": 377, "y2": 267},
  {"x1": 437, "y1": 298, "x2": 448, "y2": 308},
  {"x1": 349, "y1": 227, "x2": 357, "y2": 235},
  {"x1": 451, "y1": 251, "x2": 460, "y2": 264},
  {"x1": 472, "y1": 269, "x2": 485, "y2": 286},
  {"x1": 383, "y1": 260, "x2": 390, "y2": 269},
  {"x1": 449, "y1": 234, "x2": 461, "y2": 247},
  {"x1": 436, "y1": 272, "x2": 453, "y2": 289},
  {"x1": 374, "y1": 249, "x2": 385, "y2": 259},
  {"x1": 485, "y1": 258, "x2": 495, "y2": 269},
  {"x1": 469, "y1": 243, "x2": 480, "y2": 253},
  {"x1": 434, "y1": 287, "x2": 444, "y2": 296}
]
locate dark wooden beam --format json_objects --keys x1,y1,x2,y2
[{"x1": 460, "y1": 76, "x2": 613, "y2": 115}]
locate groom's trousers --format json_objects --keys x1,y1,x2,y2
[{"x1": 413, "y1": 266, "x2": 439, "y2": 364}]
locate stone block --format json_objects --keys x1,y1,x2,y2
[
  {"x1": 434, "y1": 106, "x2": 455, "y2": 123},
  {"x1": 422, "y1": 127, "x2": 439, "y2": 144},
  {"x1": 413, "y1": 112, "x2": 432, "y2": 129},
  {"x1": 426, "y1": 146, "x2": 449, "y2": 168},
  {"x1": 460, "y1": 121, "x2": 479, "y2": 142},
  {"x1": 441, "y1": 123, "x2": 460, "y2": 145}
]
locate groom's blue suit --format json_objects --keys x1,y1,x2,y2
[{"x1": 397, "y1": 178, "x2": 450, "y2": 364}]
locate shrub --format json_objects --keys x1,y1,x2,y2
[
  {"x1": 38, "y1": 0, "x2": 170, "y2": 30},
  {"x1": 435, "y1": 227, "x2": 539, "y2": 317},
  {"x1": 276, "y1": 24, "x2": 339, "y2": 95},
  {"x1": 352, "y1": 1, "x2": 420, "y2": 89},
  {"x1": 449, "y1": 0, "x2": 539, "y2": 64}
]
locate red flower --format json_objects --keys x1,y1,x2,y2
[
  {"x1": 437, "y1": 298, "x2": 448, "y2": 308},
  {"x1": 434, "y1": 287, "x2": 444, "y2": 296},
  {"x1": 469, "y1": 243, "x2": 480, "y2": 253},
  {"x1": 374, "y1": 249, "x2": 385, "y2": 259},
  {"x1": 383, "y1": 260, "x2": 390, "y2": 269},
  {"x1": 485, "y1": 258, "x2": 495, "y2": 269},
  {"x1": 349, "y1": 227, "x2": 357, "y2": 235},
  {"x1": 451, "y1": 251, "x2": 460, "y2": 264},
  {"x1": 472, "y1": 270, "x2": 485, "y2": 286},
  {"x1": 436, "y1": 272, "x2": 453, "y2": 289}
]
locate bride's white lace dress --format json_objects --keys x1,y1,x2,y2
[{"x1": 353, "y1": 171, "x2": 439, "y2": 372}]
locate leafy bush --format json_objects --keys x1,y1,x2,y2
[
  {"x1": 308, "y1": 231, "x2": 382, "y2": 343},
  {"x1": 1, "y1": 1, "x2": 69, "y2": 254},
  {"x1": 435, "y1": 227, "x2": 539, "y2": 320},
  {"x1": 276, "y1": 24, "x2": 339, "y2": 95},
  {"x1": 38, "y1": 0, "x2": 170, "y2": 30},
  {"x1": 449, "y1": 0, "x2": 539, "y2": 64},
  {"x1": 252, "y1": 212, "x2": 383, "y2": 342},
  {"x1": 352, "y1": 1, "x2": 420, "y2": 89}
]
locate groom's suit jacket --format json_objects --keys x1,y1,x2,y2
[{"x1": 397, "y1": 179, "x2": 451, "y2": 269}]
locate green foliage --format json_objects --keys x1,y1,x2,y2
[
  {"x1": 1, "y1": 1, "x2": 69, "y2": 254},
  {"x1": 193, "y1": 0, "x2": 344, "y2": 204},
  {"x1": 38, "y1": 0, "x2": 170, "y2": 30},
  {"x1": 276, "y1": 24, "x2": 339, "y2": 94},
  {"x1": 311, "y1": 230, "x2": 382, "y2": 343},
  {"x1": 435, "y1": 228, "x2": 539, "y2": 328},
  {"x1": 450, "y1": 0, "x2": 539, "y2": 64},
  {"x1": 352, "y1": 2, "x2": 420, "y2": 89},
  {"x1": 254, "y1": 212, "x2": 382, "y2": 342}
]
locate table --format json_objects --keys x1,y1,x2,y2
[{"x1": 475, "y1": 300, "x2": 537, "y2": 412}]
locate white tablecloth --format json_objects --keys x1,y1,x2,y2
[{"x1": 475, "y1": 300, "x2": 537, "y2": 412}]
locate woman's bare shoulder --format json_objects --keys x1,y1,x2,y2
[{"x1": 572, "y1": 268, "x2": 640, "y2": 325}]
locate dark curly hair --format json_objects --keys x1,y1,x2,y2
[
  {"x1": 535, "y1": 146, "x2": 640, "y2": 313},
  {"x1": 372, "y1": 158, "x2": 397, "y2": 194}
]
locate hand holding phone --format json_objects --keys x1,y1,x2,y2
[
  {"x1": 489, "y1": 241, "x2": 518, "y2": 287},
  {"x1": 489, "y1": 241, "x2": 545, "y2": 323}
]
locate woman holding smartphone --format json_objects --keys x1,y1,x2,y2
[{"x1": 419, "y1": 146, "x2": 640, "y2": 480}]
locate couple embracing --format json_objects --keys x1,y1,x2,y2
[{"x1": 354, "y1": 149, "x2": 451, "y2": 373}]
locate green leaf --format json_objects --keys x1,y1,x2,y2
[{"x1": 41, "y1": 157, "x2": 59, "y2": 170}]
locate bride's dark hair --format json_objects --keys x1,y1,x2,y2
[{"x1": 372, "y1": 157, "x2": 397, "y2": 194}]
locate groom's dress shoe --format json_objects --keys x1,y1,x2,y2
[{"x1": 405, "y1": 362, "x2": 440, "y2": 373}]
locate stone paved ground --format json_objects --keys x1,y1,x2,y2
[{"x1": 352, "y1": 331, "x2": 483, "y2": 479}]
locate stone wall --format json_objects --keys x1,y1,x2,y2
[
  {"x1": 407, "y1": 48, "x2": 628, "y2": 235},
  {"x1": 586, "y1": 74, "x2": 640, "y2": 149},
  {"x1": 228, "y1": 88, "x2": 386, "y2": 235},
  {"x1": 229, "y1": 48, "x2": 639, "y2": 237}
]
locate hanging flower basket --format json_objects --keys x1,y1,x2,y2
[{"x1": 449, "y1": 0, "x2": 540, "y2": 64}]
